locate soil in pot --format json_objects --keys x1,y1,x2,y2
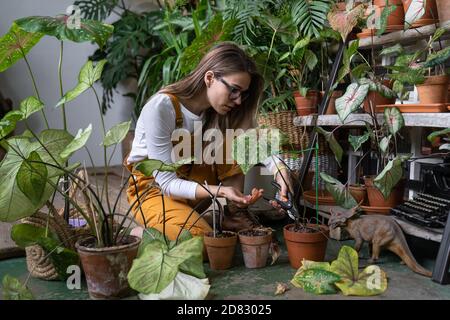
[
  {"x1": 416, "y1": 75, "x2": 449, "y2": 104},
  {"x1": 203, "y1": 231, "x2": 237, "y2": 270},
  {"x1": 75, "y1": 235, "x2": 141, "y2": 300},
  {"x1": 364, "y1": 176, "x2": 405, "y2": 208},
  {"x1": 238, "y1": 228, "x2": 272, "y2": 269},
  {"x1": 283, "y1": 223, "x2": 329, "y2": 269}
]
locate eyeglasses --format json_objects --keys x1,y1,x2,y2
[{"x1": 216, "y1": 76, "x2": 250, "y2": 102}]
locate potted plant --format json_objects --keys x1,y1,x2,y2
[{"x1": 402, "y1": 0, "x2": 438, "y2": 28}]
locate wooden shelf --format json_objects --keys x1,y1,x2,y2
[
  {"x1": 357, "y1": 20, "x2": 450, "y2": 49},
  {"x1": 294, "y1": 113, "x2": 450, "y2": 128},
  {"x1": 301, "y1": 200, "x2": 443, "y2": 242}
]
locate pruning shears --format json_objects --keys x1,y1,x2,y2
[{"x1": 263, "y1": 181, "x2": 299, "y2": 221}]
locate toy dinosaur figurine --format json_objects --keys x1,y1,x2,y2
[{"x1": 329, "y1": 206, "x2": 432, "y2": 277}]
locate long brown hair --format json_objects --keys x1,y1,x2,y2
[{"x1": 160, "y1": 42, "x2": 264, "y2": 132}]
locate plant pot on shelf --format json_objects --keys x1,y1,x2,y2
[
  {"x1": 203, "y1": 231, "x2": 237, "y2": 270},
  {"x1": 321, "y1": 90, "x2": 343, "y2": 114},
  {"x1": 402, "y1": 0, "x2": 438, "y2": 27},
  {"x1": 283, "y1": 223, "x2": 329, "y2": 269},
  {"x1": 238, "y1": 228, "x2": 272, "y2": 269},
  {"x1": 374, "y1": 0, "x2": 405, "y2": 29},
  {"x1": 437, "y1": 0, "x2": 450, "y2": 24},
  {"x1": 349, "y1": 184, "x2": 368, "y2": 205},
  {"x1": 363, "y1": 80, "x2": 396, "y2": 113},
  {"x1": 294, "y1": 90, "x2": 319, "y2": 116},
  {"x1": 363, "y1": 176, "x2": 405, "y2": 208},
  {"x1": 75, "y1": 235, "x2": 141, "y2": 300},
  {"x1": 416, "y1": 75, "x2": 449, "y2": 104}
]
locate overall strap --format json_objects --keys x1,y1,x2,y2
[{"x1": 165, "y1": 93, "x2": 183, "y2": 128}]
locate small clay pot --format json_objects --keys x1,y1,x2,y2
[
  {"x1": 75, "y1": 236, "x2": 141, "y2": 300},
  {"x1": 402, "y1": 0, "x2": 438, "y2": 27},
  {"x1": 374, "y1": 0, "x2": 405, "y2": 27},
  {"x1": 349, "y1": 184, "x2": 368, "y2": 205},
  {"x1": 203, "y1": 231, "x2": 237, "y2": 270},
  {"x1": 416, "y1": 75, "x2": 449, "y2": 104},
  {"x1": 437, "y1": 0, "x2": 450, "y2": 24},
  {"x1": 364, "y1": 176, "x2": 405, "y2": 208},
  {"x1": 283, "y1": 223, "x2": 329, "y2": 269},
  {"x1": 238, "y1": 229, "x2": 272, "y2": 268},
  {"x1": 363, "y1": 80, "x2": 396, "y2": 113}
]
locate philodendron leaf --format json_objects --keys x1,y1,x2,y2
[
  {"x1": 2, "y1": 275, "x2": 34, "y2": 300},
  {"x1": 60, "y1": 124, "x2": 92, "y2": 159},
  {"x1": 15, "y1": 16, "x2": 113, "y2": 48},
  {"x1": 127, "y1": 236, "x2": 204, "y2": 294},
  {"x1": 135, "y1": 157, "x2": 195, "y2": 177},
  {"x1": 380, "y1": 44, "x2": 404, "y2": 56},
  {"x1": 56, "y1": 60, "x2": 107, "y2": 107},
  {"x1": 423, "y1": 46, "x2": 450, "y2": 69},
  {"x1": 374, "y1": 155, "x2": 411, "y2": 199},
  {"x1": 384, "y1": 107, "x2": 404, "y2": 135},
  {"x1": 16, "y1": 151, "x2": 47, "y2": 205},
  {"x1": 330, "y1": 246, "x2": 387, "y2": 296},
  {"x1": 335, "y1": 83, "x2": 369, "y2": 122},
  {"x1": 320, "y1": 172, "x2": 358, "y2": 209},
  {"x1": 19, "y1": 96, "x2": 44, "y2": 119},
  {"x1": 0, "y1": 130, "x2": 73, "y2": 222},
  {"x1": 292, "y1": 269, "x2": 341, "y2": 295},
  {"x1": 379, "y1": 135, "x2": 392, "y2": 155},
  {"x1": 327, "y1": 4, "x2": 366, "y2": 42},
  {"x1": 315, "y1": 127, "x2": 343, "y2": 166},
  {"x1": 427, "y1": 128, "x2": 450, "y2": 143},
  {"x1": 0, "y1": 22, "x2": 43, "y2": 73},
  {"x1": 11, "y1": 223, "x2": 59, "y2": 247},
  {"x1": 102, "y1": 120, "x2": 131, "y2": 147},
  {"x1": 349, "y1": 132, "x2": 370, "y2": 152},
  {"x1": 137, "y1": 228, "x2": 170, "y2": 258},
  {"x1": 404, "y1": 0, "x2": 426, "y2": 28},
  {"x1": 291, "y1": 259, "x2": 333, "y2": 289},
  {"x1": 0, "y1": 110, "x2": 23, "y2": 139}
]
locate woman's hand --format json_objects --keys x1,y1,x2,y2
[{"x1": 220, "y1": 186, "x2": 250, "y2": 208}]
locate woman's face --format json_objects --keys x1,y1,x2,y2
[{"x1": 205, "y1": 71, "x2": 251, "y2": 115}]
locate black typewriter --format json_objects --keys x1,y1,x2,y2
[{"x1": 391, "y1": 161, "x2": 450, "y2": 228}]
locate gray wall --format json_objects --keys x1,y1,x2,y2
[{"x1": 0, "y1": 0, "x2": 137, "y2": 167}]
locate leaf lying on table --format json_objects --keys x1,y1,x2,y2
[
  {"x1": 2, "y1": 275, "x2": 34, "y2": 300},
  {"x1": 291, "y1": 259, "x2": 340, "y2": 295}
]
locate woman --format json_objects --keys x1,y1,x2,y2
[{"x1": 126, "y1": 42, "x2": 292, "y2": 240}]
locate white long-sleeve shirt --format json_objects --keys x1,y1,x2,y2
[{"x1": 127, "y1": 93, "x2": 281, "y2": 200}]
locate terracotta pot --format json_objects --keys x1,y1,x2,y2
[
  {"x1": 283, "y1": 223, "x2": 329, "y2": 269},
  {"x1": 437, "y1": 0, "x2": 450, "y2": 24},
  {"x1": 357, "y1": 28, "x2": 376, "y2": 39},
  {"x1": 203, "y1": 231, "x2": 237, "y2": 270},
  {"x1": 416, "y1": 75, "x2": 449, "y2": 104},
  {"x1": 320, "y1": 90, "x2": 343, "y2": 114},
  {"x1": 402, "y1": 0, "x2": 438, "y2": 27},
  {"x1": 238, "y1": 229, "x2": 272, "y2": 268},
  {"x1": 294, "y1": 90, "x2": 319, "y2": 116},
  {"x1": 374, "y1": 0, "x2": 405, "y2": 27},
  {"x1": 364, "y1": 176, "x2": 405, "y2": 208},
  {"x1": 75, "y1": 235, "x2": 141, "y2": 299},
  {"x1": 363, "y1": 80, "x2": 396, "y2": 113},
  {"x1": 349, "y1": 184, "x2": 368, "y2": 205}
]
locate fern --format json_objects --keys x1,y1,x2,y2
[
  {"x1": 74, "y1": 0, "x2": 118, "y2": 21},
  {"x1": 292, "y1": 0, "x2": 331, "y2": 38}
]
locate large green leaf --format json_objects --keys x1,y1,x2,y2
[
  {"x1": 348, "y1": 132, "x2": 370, "y2": 152},
  {"x1": 315, "y1": 127, "x2": 343, "y2": 165},
  {"x1": 16, "y1": 151, "x2": 47, "y2": 205},
  {"x1": 56, "y1": 60, "x2": 107, "y2": 107},
  {"x1": 293, "y1": 269, "x2": 341, "y2": 295},
  {"x1": 427, "y1": 128, "x2": 450, "y2": 143},
  {"x1": 292, "y1": 0, "x2": 331, "y2": 38},
  {"x1": 102, "y1": 120, "x2": 131, "y2": 147},
  {"x1": 179, "y1": 14, "x2": 237, "y2": 75},
  {"x1": 11, "y1": 223, "x2": 59, "y2": 247},
  {"x1": 15, "y1": 16, "x2": 113, "y2": 48},
  {"x1": 384, "y1": 107, "x2": 404, "y2": 135},
  {"x1": 379, "y1": 135, "x2": 392, "y2": 155},
  {"x1": 127, "y1": 236, "x2": 204, "y2": 294},
  {"x1": 135, "y1": 157, "x2": 195, "y2": 177},
  {"x1": 0, "y1": 111, "x2": 23, "y2": 140},
  {"x1": 2, "y1": 275, "x2": 34, "y2": 300},
  {"x1": 0, "y1": 22, "x2": 43, "y2": 73},
  {"x1": 374, "y1": 155, "x2": 411, "y2": 199},
  {"x1": 330, "y1": 246, "x2": 387, "y2": 296},
  {"x1": 320, "y1": 172, "x2": 358, "y2": 209},
  {"x1": 335, "y1": 83, "x2": 369, "y2": 122},
  {"x1": 0, "y1": 130, "x2": 73, "y2": 222},
  {"x1": 60, "y1": 124, "x2": 92, "y2": 159},
  {"x1": 19, "y1": 96, "x2": 44, "y2": 119},
  {"x1": 423, "y1": 46, "x2": 450, "y2": 68}
]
